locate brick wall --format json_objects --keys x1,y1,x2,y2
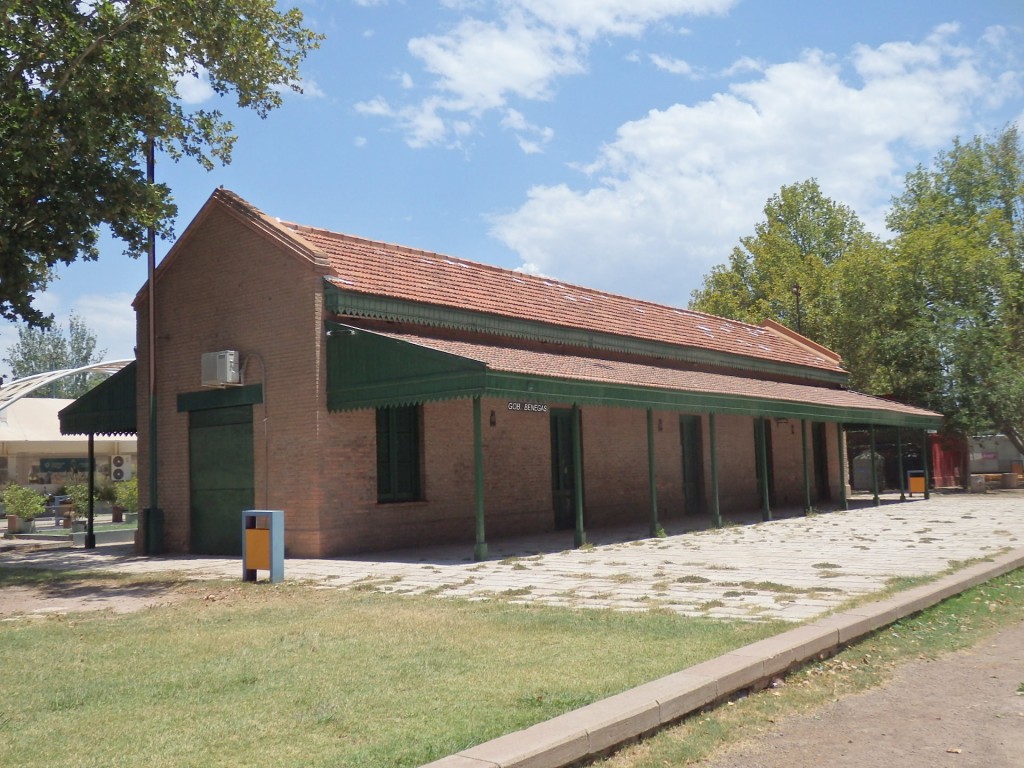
[
  {"x1": 136, "y1": 199, "x2": 853, "y2": 558},
  {"x1": 136, "y1": 203, "x2": 328, "y2": 555}
]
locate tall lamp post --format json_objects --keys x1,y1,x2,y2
[{"x1": 145, "y1": 137, "x2": 160, "y2": 554}]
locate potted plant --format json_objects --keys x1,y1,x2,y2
[
  {"x1": 4, "y1": 483, "x2": 45, "y2": 533},
  {"x1": 114, "y1": 478, "x2": 139, "y2": 525},
  {"x1": 96, "y1": 480, "x2": 117, "y2": 520},
  {"x1": 65, "y1": 482, "x2": 94, "y2": 532}
]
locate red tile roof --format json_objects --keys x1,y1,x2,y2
[
  {"x1": 217, "y1": 188, "x2": 845, "y2": 375},
  {"x1": 368, "y1": 328, "x2": 938, "y2": 421}
]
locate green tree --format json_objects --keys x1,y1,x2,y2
[
  {"x1": 1, "y1": 1, "x2": 322, "y2": 326},
  {"x1": 691, "y1": 127, "x2": 1024, "y2": 455},
  {"x1": 886, "y1": 125, "x2": 1024, "y2": 453},
  {"x1": 2, "y1": 312, "x2": 106, "y2": 397},
  {"x1": 690, "y1": 179, "x2": 891, "y2": 391}
]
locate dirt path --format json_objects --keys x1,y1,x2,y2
[
  {"x1": 697, "y1": 620, "x2": 1024, "y2": 768},
  {"x1": 0, "y1": 578, "x2": 192, "y2": 618}
]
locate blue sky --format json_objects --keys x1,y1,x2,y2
[{"x1": 3, "y1": 0, "x2": 1023, "y2": 379}]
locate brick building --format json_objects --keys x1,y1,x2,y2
[{"x1": 71, "y1": 189, "x2": 942, "y2": 558}]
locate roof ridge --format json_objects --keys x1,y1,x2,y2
[{"x1": 281, "y1": 219, "x2": 775, "y2": 336}]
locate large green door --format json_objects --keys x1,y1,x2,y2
[
  {"x1": 189, "y1": 405, "x2": 254, "y2": 555},
  {"x1": 680, "y1": 415, "x2": 704, "y2": 515},
  {"x1": 550, "y1": 409, "x2": 578, "y2": 530}
]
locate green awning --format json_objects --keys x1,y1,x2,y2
[
  {"x1": 325, "y1": 324, "x2": 943, "y2": 429},
  {"x1": 59, "y1": 361, "x2": 137, "y2": 436}
]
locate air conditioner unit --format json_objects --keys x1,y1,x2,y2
[
  {"x1": 201, "y1": 350, "x2": 240, "y2": 387},
  {"x1": 111, "y1": 455, "x2": 133, "y2": 482}
]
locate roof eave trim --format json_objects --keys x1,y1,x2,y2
[{"x1": 324, "y1": 284, "x2": 850, "y2": 385}]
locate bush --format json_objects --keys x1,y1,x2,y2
[
  {"x1": 3, "y1": 484, "x2": 46, "y2": 521},
  {"x1": 114, "y1": 478, "x2": 138, "y2": 513},
  {"x1": 65, "y1": 483, "x2": 94, "y2": 515}
]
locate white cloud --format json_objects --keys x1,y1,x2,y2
[
  {"x1": 294, "y1": 78, "x2": 327, "y2": 98},
  {"x1": 175, "y1": 67, "x2": 214, "y2": 104},
  {"x1": 0, "y1": 293, "x2": 136, "y2": 381},
  {"x1": 490, "y1": 25, "x2": 1022, "y2": 307},
  {"x1": 650, "y1": 53, "x2": 695, "y2": 76},
  {"x1": 71, "y1": 294, "x2": 137, "y2": 363},
  {"x1": 501, "y1": 108, "x2": 554, "y2": 153},
  {"x1": 516, "y1": 0, "x2": 736, "y2": 38},
  {"x1": 361, "y1": 0, "x2": 738, "y2": 146}
]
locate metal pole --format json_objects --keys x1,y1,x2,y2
[
  {"x1": 836, "y1": 422, "x2": 848, "y2": 510},
  {"x1": 896, "y1": 427, "x2": 906, "y2": 501},
  {"x1": 801, "y1": 419, "x2": 811, "y2": 514},
  {"x1": 646, "y1": 409, "x2": 659, "y2": 536},
  {"x1": 572, "y1": 404, "x2": 585, "y2": 548},
  {"x1": 922, "y1": 429, "x2": 932, "y2": 500},
  {"x1": 870, "y1": 424, "x2": 880, "y2": 507},
  {"x1": 709, "y1": 413, "x2": 721, "y2": 528},
  {"x1": 757, "y1": 418, "x2": 771, "y2": 521},
  {"x1": 145, "y1": 137, "x2": 160, "y2": 554},
  {"x1": 473, "y1": 396, "x2": 487, "y2": 561},
  {"x1": 85, "y1": 433, "x2": 96, "y2": 549}
]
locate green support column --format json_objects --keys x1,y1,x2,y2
[
  {"x1": 801, "y1": 419, "x2": 811, "y2": 515},
  {"x1": 473, "y1": 396, "x2": 487, "y2": 561},
  {"x1": 896, "y1": 427, "x2": 906, "y2": 502},
  {"x1": 709, "y1": 413, "x2": 722, "y2": 528},
  {"x1": 870, "y1": 424, "x2": 880, "y2": 507},
  {"x1": 922, "y1": 429, "x2": 932, "y2": 500},
  {"x1": 836, "y1": 422, "x2": 848, "y2": 511},
  {"x1": 757, "y1": 418, "x2": 771, "y2": 522},
  {"x1": 572, "y1": 404, "x2": 586, "y2": 548},
  {"x1": 646, "y1": 409, "x2": 659, "y2": 537}
]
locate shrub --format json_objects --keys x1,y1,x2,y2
[
  {"x1": 65, "y1": 483, "x2": 94, "y2": 516},
  {"x1": 3, "y1": 483, "x2": 46, "y2": 521},
  {"x1": 114, "y1": 477, "x2": 139, "y2": 513}
]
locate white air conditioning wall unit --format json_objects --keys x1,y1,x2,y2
[
  {"x1": 111, "y1": 455, "x2": 133, "y2": 482},
  {"x1": 201, "y1": 350, "x2": 240, "y2": 387}
]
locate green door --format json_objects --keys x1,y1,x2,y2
[
  {"x1": 680, "y1": 415, "x2": 704, "y2": 515},
  {"x1": 550, "y1": 409, "x2": 578, "y2": 530},
  {"x1": 189, "y1": 405, "x2": 254, "y2": 555}
]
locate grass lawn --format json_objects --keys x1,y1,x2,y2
[{"x1": 0, "y1": 571, "x2": 790, "y2": 768}]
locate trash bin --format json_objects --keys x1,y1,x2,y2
[
  {"x1": 242, "y1": 510, "x2": 284, "y2": 583},
  {"x1": 907, "y1": 470, "x2": 926, "y2": 496}
]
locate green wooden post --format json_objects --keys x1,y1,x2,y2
[
  {"x1": 801, "y1": 419, "x2": 811, "y2": 515},
  {"x1": 572, "y1": 404, "x2": 586, "y2": 548},
  {"x1": 473, "y1": 396, "x2": 487, "y2": 561},
  {"x1": 709, "y1": 413, "x2": 722, "y2": 528},
  {"x1": 757, "y1": 418, "x2": 771, "y2": 522},
  {"x1": 646, "y1": 408, "x2": 659, "y2": 537},
  {"x1": 870, "y1": 424, "x2": 880, "y2": 507},
  {"x1": 922, "y1": 429, "x2": 932, "y2": 500},
  {"x1": 836, "y1": 422, "x2": 848, "y2": 510},
  {"x1": 896, "y1": 427, "x2": 906, "y2": 502}
]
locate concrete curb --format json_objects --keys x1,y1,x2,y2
[{"x1": 420, "y1": 548, "x2": 1024, "y2": 768}]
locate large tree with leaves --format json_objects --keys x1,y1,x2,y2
[
  {"x1": 3, "y1": 313, "x2": 106, "y2": 397},
  {"x1": 689, "y1": 179, "x2": 892, "y2": 392},
  {"x1": 1, "y1": 1, "x2": 321, "y2": 326},
  {"x1": 691, "y1": 127, "x2": 1024, "y2": 453},
  {"x1": 886, "y1": 125, "x2": 1024, "y2": 452}
]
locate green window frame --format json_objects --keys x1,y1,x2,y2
[{"x1": 376, "y1": 405, "x2": 422, "y2": 503}]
